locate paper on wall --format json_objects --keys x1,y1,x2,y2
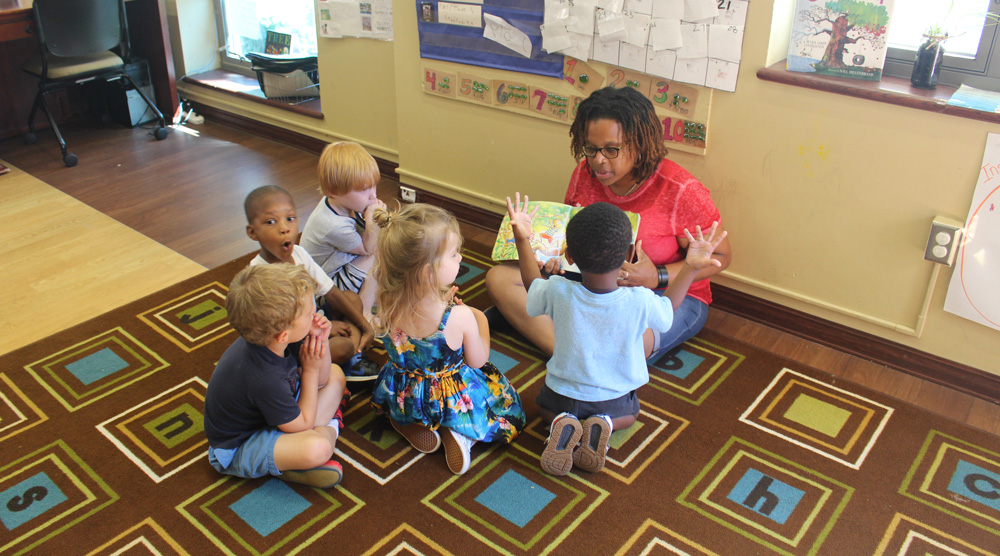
[
  {"x1": 596, "y1": 9, "x2": 628, "y2": 42},
  {"x1": 439, "y1": 2, "x2": 482, "y2": 27},
  {"x1": 541, "y1": 23, "x2": 574, "y2": 53},
  {"x1": 707, "y1": 24, "x2": 743, "y2": 62},
  {"x1": 623, "y1": 12, "x2": 652, "y2": 47},
  {"x1": 483, "y1": 14, "x2": 533, "y2": 58},
  {"x1": 650, "y1": 18, "x2": 682, "y2": 50},
  {"x1": 652, "y1": 0, "x2": 685, "y2": 19},
  {"x1": 944, "y1": 133, "x2": 1000, "y2": 332},
  {"x1": 684, "y1": 0, "x2": 719, "y2": 21},
  {"x1": 676, "y1": 23, "x2": 708, "y2": 59}
]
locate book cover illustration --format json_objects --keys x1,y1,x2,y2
[
  {"x1": 265, "y1": 30, "x2": 292, "y2": 54},
  {"x1": 787, "y1": 0, "x2": 894, "y2": 81},
  {"x1": 491, "y1": 201, "x2": 640, "y2": 274}
]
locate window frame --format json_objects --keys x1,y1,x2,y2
[{"x1": 882, "y1": 2, "x2": 1000, "y2": 90}]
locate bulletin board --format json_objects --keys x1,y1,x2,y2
[
  {"x1": 422, "y1": 58, "x2": 713, "y2": 155},
  {"x1": 945, "y1": 132, "x2": 1000, "y2": 332},
  {"x1": 417, "y1": 0, "x2": 566, "y2": 78}
]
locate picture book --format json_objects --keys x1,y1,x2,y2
[
  {"x1": 491, "y1": 201, "x2": 640, "y2": 274},
  {"x1": 786, "y1": 0, "x2": 895, "y2": 81},
  {"x1": 265, "y1": 30, "x2": 292, "y2": 55}
]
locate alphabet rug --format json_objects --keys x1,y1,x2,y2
[{"x1": 1, "y1": 247, "x2": 998, "y2": 556}]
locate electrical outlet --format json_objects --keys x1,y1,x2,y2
[
  {"x1": 400, "y1": 186, "x2": 416, "y2": 203},
  {"x1": 923, "y1": 216, "x2": 964, "y2": 266}
]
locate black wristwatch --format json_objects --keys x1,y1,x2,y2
[{"x1": 656, "y1": 265, "x2": 669, "y2": 289}]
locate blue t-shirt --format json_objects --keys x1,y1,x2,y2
[
  {"x1": 526, "y1": 276, "x2": 673, "y2": 402},
  {"x1": 204, "y1": 337, "x2": 302, "y2": 449}
]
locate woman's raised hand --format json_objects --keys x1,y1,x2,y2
[{"x1": 683, "y1": 221, "x2": 727, "y2": 270}]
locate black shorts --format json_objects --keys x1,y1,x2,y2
[{"x1": 535, "y1": 384, "x2": 639, "y2": 420}]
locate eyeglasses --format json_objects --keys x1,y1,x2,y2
[{"x1": 583, "y1": 145, "x2": 622, "y2": 159}]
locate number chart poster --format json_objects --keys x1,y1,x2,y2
[
  {"x1": 417, "y1": 0, "x2": 565, "y2": 78},
  {"x1": 945, "y1": 132, "x2": 1000, "y2": 332}
]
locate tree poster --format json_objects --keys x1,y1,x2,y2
[{"x1": 787, "y1": 0, "x2": 894, "y2": 81}]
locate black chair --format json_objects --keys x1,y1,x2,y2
[{"x1": 22, "y1": 0, "x2": 168, "y2": 167}]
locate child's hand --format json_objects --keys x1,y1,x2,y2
[
  {"x1": 364, "y1": 199, "x2": 387, "y2": 224},
  {"x1": 505, "y1": 193, "x2": 537, "y2": 242},
  {"x1": 683, "y1": 221, "x2": 728, "y2": 271},
  {"x1": 299, "y1": 333, "x2": 328, "y2": 373},
  {"x1": 358, "y1": 323, "x2": 375, "y2": 353},
  {"x1": 309, "y1": 312, "x2": 331, "y2": 339}
]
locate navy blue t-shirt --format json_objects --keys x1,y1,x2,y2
[{"x1": 204, "y1": 337, "x2": 302, "y2": 449}]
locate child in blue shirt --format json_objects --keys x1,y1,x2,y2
[
  {"x1": 204, "y1": 263, "x2": 347, "y2": 488},
  {"x1": 506, "y1": 194, "x2": 726, "y2": 476}
]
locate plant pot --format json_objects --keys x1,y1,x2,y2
[{"x1": 911, "y1": 34, "x2": 946, "y2": 89}]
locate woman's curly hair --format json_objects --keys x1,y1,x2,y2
[{"x1": 569, "y1": 86, "x2": 667, "y2": 185}]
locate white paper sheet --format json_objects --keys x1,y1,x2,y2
[
  {"x1": 708, "y1": 24, "x2": 743, "y2": 63},
  {"x1": 676, "y1": 23, "x2": 708, "y2": 59},
  {"x1": 945, "y1": 133, "x2": 1000, "y2": 331},
  {"x1": 483, "y1": 13, "x2": 533, "y2": 58}
]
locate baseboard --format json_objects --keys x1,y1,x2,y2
[{"x1": 194, "y1": 103, "x2": 1000, "y2": 405}]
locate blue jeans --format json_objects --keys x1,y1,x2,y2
[{"x1": 646, "y1": 295, "x2": 709, "y2": 363}]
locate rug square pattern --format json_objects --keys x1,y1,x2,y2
[
  {"x1": 900, "y1": 430, "x2": 1000, "y2": 537},
  {"x1": 0, "y1": 374, "x2": 47, "y2": 444},
  {"x1": 739, "y1": 368, "x2": 893, "y2": 470},
  {"x1": 423, "y1": 448, "x2": 608, "y2": 555},
  {"x1": 677, "y1": 437, "x2": 853, "y2": 556},
  {"x1": 176, "y1": 475, "x2": 364, "y2": 554},
  {"x1": 80, "y1": 518, "x2": 191, "y2": 556},
  {"x1": 613, "y1": 519, "x2": 721, "y2": 556},
  {"x1": 335, "y1": 391, "x2": 433, "y2": 485},
  {"x1": 23, "y1": 327, "x2": 169, "y2": 412},
  {"x1": 356, "y1": 523, "x2": 458, "y2": 556},
  {"x1": 645, "y1": 337, "x2": 745, "y2": 406},
  {"x1": 96, "y1": 378, "x2": 208, "y2": 483},
  {"x1": 0, "y1": 440, "x2": 118, "y2": 556},
  {"x1": 874, "y1": 513, "x2": 998, "y2": 556},
  {"x1": 137, "y1": 283, "x2": 235, "y2": 353}
]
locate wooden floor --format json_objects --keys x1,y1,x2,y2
[{"x1": 2, "y1": 118, "x2": 998, "y2": 436}]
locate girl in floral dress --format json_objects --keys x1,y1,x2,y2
[{"x1": 369, "y1": 203, "x2": 524, "y2": 475}]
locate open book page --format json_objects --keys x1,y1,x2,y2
[{"x1": 491, "y1": 201, "x2": 640, "y2": 274}]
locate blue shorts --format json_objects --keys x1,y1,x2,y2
[{"x1": 208, "y1": 428, "x2": 283, "y2": 479}]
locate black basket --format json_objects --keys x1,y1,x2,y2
[{"x1": 245, "y1": 53, "x2": 319, "y2": 101}]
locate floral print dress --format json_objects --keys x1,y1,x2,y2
[{"x1": 370, "y1": 306, "x2": 524, "y2": 443}]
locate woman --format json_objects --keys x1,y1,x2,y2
[{"x1": 485, "y1": 86, "x2": 732, "y2": 361}]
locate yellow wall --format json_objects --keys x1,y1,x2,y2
[{"x1": 175, "y1": 0, "x2": 1000, "y2": 374}]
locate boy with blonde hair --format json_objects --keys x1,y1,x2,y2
[
  {"x1": 301, "y1": 141, "x2": 386, "y2": 316},
  {"x1": 204, "y1": 264, "x2": 347, "y2": 488}
]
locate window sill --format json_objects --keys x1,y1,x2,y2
[
  {"x1": 757, "y1": 60, "x2": 1000, "y2": 125},
  {"x1": 182, "y1": 70, "x2": 322, "y2": 119}
]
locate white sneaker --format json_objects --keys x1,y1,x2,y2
[{"x1": 442, "y1": 428, "x2": 476, "y2": 475}]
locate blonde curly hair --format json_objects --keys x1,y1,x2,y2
[{"x1": 371, "y1": 203, "x2": 461, "y2": 336}]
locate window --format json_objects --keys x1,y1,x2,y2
[
  {"x1": 214, "y1": 0, "x2": 318, "y2": 73},
  {"x1": 883, "y1": 0, "x2": 1000, "y2": 90}
]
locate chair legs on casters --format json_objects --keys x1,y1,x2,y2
[
  {"x1": 122, "y1": 73, "x2": 168, "y2": 141},
  {"x1": 25, "y1": 89, "x2": 77, "y2": 167}
]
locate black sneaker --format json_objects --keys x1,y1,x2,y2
[{"x1": 345, "y1": 354, "x2": 381, "y2": 383}]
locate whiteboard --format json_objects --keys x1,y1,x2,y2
[{"x1": 944, "y1": 132, "x2": 1000, "y2": 331}]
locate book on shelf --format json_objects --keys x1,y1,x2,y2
[
  {"x1": 491, "y1": 201, "x2": 640, "y2": 274},
  {"x1": 786, "y1": 0, "x2": 895, "y2": 81},
  {"x1": 264, "y1": 30, "x2": 292, "y2": 55}
]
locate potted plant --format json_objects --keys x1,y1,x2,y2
[{"x1": 910, "y1": 24, "x2": 947, "y2": 89}]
